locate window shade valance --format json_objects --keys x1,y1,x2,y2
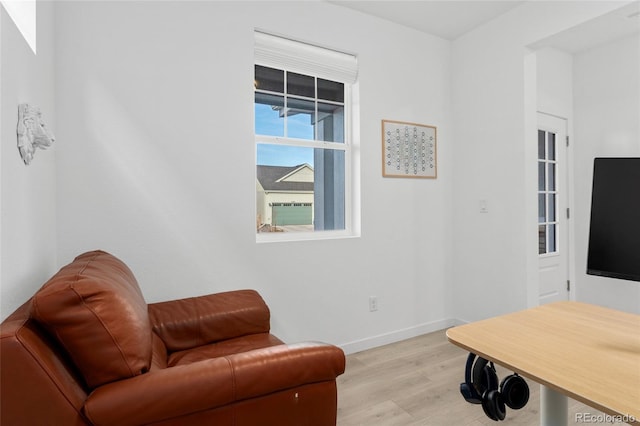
[{"x1": 254, "y1": 31, "x2": 358, "y2": 84}]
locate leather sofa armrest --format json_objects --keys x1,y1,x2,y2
[
  {"x1": 148, "y1": 289, "x2": 270, "y2": 351},
  {"x1": 83, "y1": 342, "x2": 346, "y2": 426}
]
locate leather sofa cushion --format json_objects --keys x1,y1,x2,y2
[
  {"x1": 32, "y1": 250, "x2": 152, "y2": 388},
  {"x1": 168, "y1": 332, "x2": 283, "y2": 367}
]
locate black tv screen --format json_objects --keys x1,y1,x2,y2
[{"x1": 587, "y1": 158, "x2": 640, "y2": 282}]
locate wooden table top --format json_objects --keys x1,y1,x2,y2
[{"x1": 446, "y1": 301, "x2": 640, "y2": 422}]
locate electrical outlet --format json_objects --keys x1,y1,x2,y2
[{"x1": 369, "y1": 296, "x2": 378, "y2": 312}]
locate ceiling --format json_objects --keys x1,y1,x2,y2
[
  {"x1": 328, "y1": 1, "x2": 525, "y2": 40},
  {"x1": 329, "y1": 1, "x2": 640, "y2": 52},
  {"x1": 529, "y1": 1, "x2": 640, "y2": 53}
]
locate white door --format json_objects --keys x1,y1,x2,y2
[{"x1": 538, "y1": 113, "x2": 569, "y2": 305}]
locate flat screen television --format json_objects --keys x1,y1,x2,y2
[{"x1": 586, "y1": 157, "x2": 640, "y2": 282}]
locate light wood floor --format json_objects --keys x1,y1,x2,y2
[{"x1": 337, "y1": 329, "x2": 609, "y2": 425}]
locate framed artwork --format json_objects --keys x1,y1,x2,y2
[{"x1": 382, "y1": 119, "x2": 437, "y2": 178}]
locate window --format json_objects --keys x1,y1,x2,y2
[
  {"x1": 1, "y1": 0, "x2": 37, "y2": 53},
  {"x1": 254, "y1": 32, "x2": 358, "y2": 240},
  {"x1": 538, "y1": 129, "x2": 558, "y2": 255}
]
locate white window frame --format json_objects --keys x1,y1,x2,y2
[{"x1": 254, "y1": 31, "x2": 358, "y2": 243}]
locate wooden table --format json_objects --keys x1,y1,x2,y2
[{"x1": 446, "y1": 301, "x2": 640, "y2": 425}]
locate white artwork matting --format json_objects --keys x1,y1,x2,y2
[{"x1": 382, "y1": 120, "x2": 437, "y2": 179}]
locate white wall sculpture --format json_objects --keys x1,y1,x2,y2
[{"x1": 17, "y1": 103, "x2": 55, "y2": 165}]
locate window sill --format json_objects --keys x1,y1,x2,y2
[{"x1": 256, "y1": 229, "x2": 359, "y2": 244}]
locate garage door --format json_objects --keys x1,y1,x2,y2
[{"x1": 272, "y1": 203, "x2": 312, "y2": 226}]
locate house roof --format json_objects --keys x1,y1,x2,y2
[{"x1": 257, "y1": 164, "x2": 314, "y2": 192}]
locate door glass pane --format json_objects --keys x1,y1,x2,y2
[
  {"x1": 548, "y1": 163, "x2": 555, "y2": 191},
  {"x1": 538, "y1": 130, "x2": 545, "y2": 160},
  {"x1": 547, "y1": 133, "x2": 556, "y2": 160},
  {"x1": 548, "y1": 224, "x2": 556, "y2": 252},
  {"x1": 538, "y1": 162, "x2": 545, "y2": 191},
  {"x1": 548, "y1": 194, "x2": 556, "y2": 222},
  {"x1": 538, "y1": 194, "x2": 546, "y2": 223},
  {"x1": 539, "y1": 225, "x2": 546, "y2": 254}
]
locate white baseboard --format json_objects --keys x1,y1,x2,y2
[{"x1": 339, "y1": 317, "x2": 466, "y2": 355}]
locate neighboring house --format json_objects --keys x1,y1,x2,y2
[{"x1": 256, "y1": 164, "x2": 314, "y2": 229}]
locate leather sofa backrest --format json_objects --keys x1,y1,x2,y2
[
  {"x1": 32, "y1": 250, "x2": 152, "y2": 388},
  {"x1": 1, "y1": 300, "x2": 90, "y2": 425}
]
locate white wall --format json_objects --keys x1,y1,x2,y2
[
  {"x1": 53, "y1": 1, "x2": 453, "y2": 352},
  {"x1": 451, "y1": 1, "x2": 627, "y2": 323},
  {"x1": 0, "y1": 1, "x2": 56, "y2": 320},
  {"x1": 2, "y1": 0, "x2": 636, "y2": 347},
  {"x1": 573, "y1": 34, "x2": 640, "y2": 313},
  {"x1": 536, "y1": 48, "x2": 574, "y2": 119}
]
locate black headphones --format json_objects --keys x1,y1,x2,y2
[{"x1": 460, "y1": 352, "x2": 530, "y2": 421}]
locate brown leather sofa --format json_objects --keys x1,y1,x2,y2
[{"x1": 0, "y1": 250, "x2": 345, "y2": 425}]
